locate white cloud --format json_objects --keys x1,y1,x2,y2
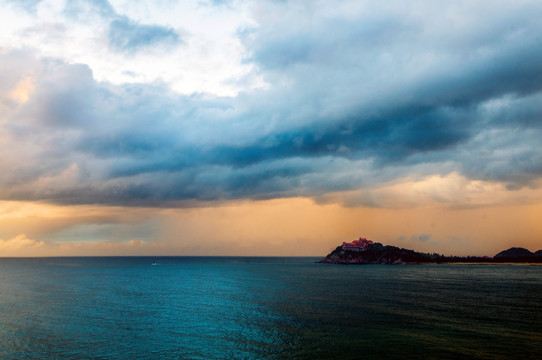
[
  {"x1": 1, "y1": 0, "x2": 260, "y2": 96},
  {"x1": 326, "y1": 172, "x2": 542, "y2": 209},
  {"x1": 0, "y1": 234, "x2": 45, "y2": 253}
]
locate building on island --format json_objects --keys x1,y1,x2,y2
[{"x1": 342, "y1": 237, "x2": 373, "y2": 252}]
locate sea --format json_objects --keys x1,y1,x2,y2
[{"x1": 0, "y1": 257, "x2": 541, "y2": 360}]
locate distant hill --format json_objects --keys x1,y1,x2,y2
[
  {"x1": 492, "y1": 247, "x2": 542, "y2": 262},
  {"x1": 495, "y1": 247, "x2": 534, "y2": 258},
  {"x1": 319, "y1": 241, "x2": 542, "y2": 264}
]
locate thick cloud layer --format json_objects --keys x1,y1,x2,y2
[{"x1": 1, "y1": 0, "x2": 542, "y2": 206}]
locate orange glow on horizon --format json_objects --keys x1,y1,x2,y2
[{"x1": 0, "y1": 193, "x2": 541, "y2": 257}]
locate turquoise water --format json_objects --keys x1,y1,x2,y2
[{"x1": 0, "y1": 257, "x2": 541, "y2": 359}]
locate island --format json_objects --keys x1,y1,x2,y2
[{"x1": 318, "y1": 237, "x2": 542, "y2": 264}]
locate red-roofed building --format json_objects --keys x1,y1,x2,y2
[{"x1": 342, "y1": 237, "x2": 374, "y2": 252}]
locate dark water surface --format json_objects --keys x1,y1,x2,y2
[{"x1": 0, "y1": 257, "x2": 541, "y2": 359}]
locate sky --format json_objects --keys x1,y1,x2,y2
[{"x1": 1, "y1": 0, "x2": 542, "y2": 257}]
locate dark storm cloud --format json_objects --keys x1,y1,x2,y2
[
  {"x1": 2, "y1": 0, "x2": 542, "y2": 206},
  {"x1": 108, "y1": 16, "x2": 180, "y2": 53}
]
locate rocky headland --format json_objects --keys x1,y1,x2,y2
[{"x1": 318, "y1": 237, "x2": 542, "y2": 264}]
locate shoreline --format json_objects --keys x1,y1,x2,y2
[{"x1": 318, "y1": 260, "x2": 542, "y2": 265}]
